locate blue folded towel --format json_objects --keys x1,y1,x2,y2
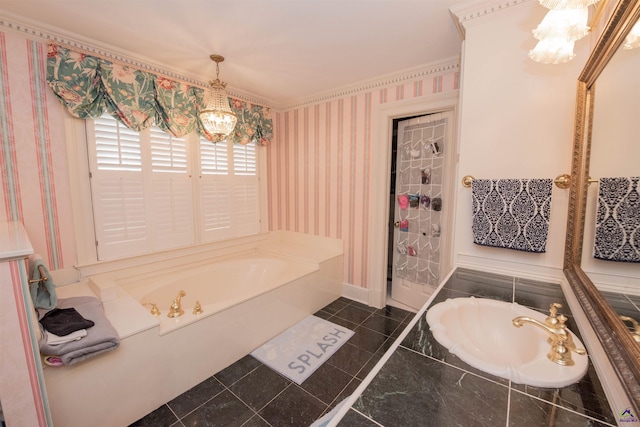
[{"x1": 28, "y1": 254, "x2": 57, "y2": 310}]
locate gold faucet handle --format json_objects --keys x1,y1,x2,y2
[
  {"x1": 556, "y1": 314, "x2": 587, "y2": 356},
  {"x1": 545, "y1": 303, "x2": 563, "y2": 327},
  {"x1": 143, "y1": 303, "x2": 161, "y2": 316}
]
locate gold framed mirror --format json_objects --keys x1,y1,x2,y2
[{"x1": 564, "y1": 0, "x2": 640, "y2": 412}]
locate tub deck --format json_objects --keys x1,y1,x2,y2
[{"x1": 42, "y1": 232, "x2": 343, "y2": 427}]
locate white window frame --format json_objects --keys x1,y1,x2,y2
[{"x1": 63, "y1": 113, "x2": 269, "y2": 267}]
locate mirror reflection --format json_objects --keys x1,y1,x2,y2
[{"x1": 581, "y1": 24, "x2": 640, "y2": 329}]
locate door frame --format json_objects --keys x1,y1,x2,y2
[{"x1": 368, "y1": 90, "x2": 460, "y2": 308}]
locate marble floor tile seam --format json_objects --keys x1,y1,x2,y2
[
  {"x1": 507, "y1": 387, "x2": 617, "y2": 427},
  {"x1": 398, "y1": 344, "x2": 512, "y2": 390},
  {"x1": 397, "y1": 345, "x2": 615, "y2": 426},
  {"x1": 171, "y1": 384, "x2": 261, "y2": 426},
  {"x1": 323, "y1": 376, "x2": 362, "y2": 413},
  {"x1": 227, "y1": 380, "x2": 287, "y2": 417},
  {"x1": 351, "y1": 407, "x2": 385, "y2": 427},
  {"x1": 357, "y1": 317, "x2": 407, "y2": 339},
  {"x1": 214, "y1": 360, "x2": 263, "y2": 389}
]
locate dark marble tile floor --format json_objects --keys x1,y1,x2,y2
[
  {"x1": 129, "y1": 298, "x2": 413, "y2": 427},
  {"x1": 339, "y1": 268, "x2": 619, "y2": 427}
]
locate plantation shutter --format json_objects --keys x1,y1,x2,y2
[
  {"x1": 199, "y1": 138, "x2": 233, "y2": 240},
  {"x1": 149, "y1": 127, "x2": 194, "y2": 250},
  {"x1": 199, "y1": 139, "x2": 260, "y2": 241},
  {"x1": 233, "y1": 143, "x2": 260, "y2": 235},
  {"x1": 89, "y1": 114, "x2": 149, "y2": 260}
]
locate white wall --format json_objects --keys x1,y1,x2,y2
[
  {"x1": 453, "y1": 1, "x2": 591, "y2": 281},
  {"x1": 581, "y1": 44, "x2": 640, "y2": 292}
]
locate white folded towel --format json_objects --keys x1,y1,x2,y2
[{"x1": 46, "y1": 329, "x2": 87, "y2": 346}]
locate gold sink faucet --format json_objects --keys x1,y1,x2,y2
[
  {"x1": 512, "y1": 303, "x2": 586, "y2": 366},
  {"x1": 620, "y1": 316, "x2": 640, "y2": 343},
  {"x1": 167, "y1": 290, "x2": 186, "y2": 318}
]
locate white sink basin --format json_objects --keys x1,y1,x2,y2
[{"x1": 426, "y1": 297, "x2": 588, "y2": 388}]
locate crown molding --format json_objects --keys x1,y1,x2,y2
[
  {"x1": 0, "y1": 12, "x2": 460, "y2": 112},
  {"x1": 0, "y1": 13, "x2": 276, "y2": 108},
  {"x1": 450, "y1": 0, "x2": 534, "y2": 39},
  {"x1": 277, "y1": 58, "x2": 460, "y2": 111}
]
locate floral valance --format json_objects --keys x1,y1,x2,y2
[{"x1": 46, "y1": 44, "x2": 272, "y2": 145}]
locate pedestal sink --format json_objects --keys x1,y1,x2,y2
[{"x1": 426, "y1": 297, "x2": 588, "y2": 388}]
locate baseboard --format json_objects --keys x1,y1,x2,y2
[
  {"x1": 456, "y1": 253, "x2": 564, "y2": 284},
  {"x1": 342, "y1": 282, "x2": 369, "y2": 306}
]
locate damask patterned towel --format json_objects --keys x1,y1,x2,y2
[
  {"x1": 472, "y1": 178, "x2": 553, "y2": 253},
  {"x1": 594, "y1": 177, "x2": 640, "y2": 263}
]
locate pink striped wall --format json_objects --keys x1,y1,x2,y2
[
  {"x1": 0, "y1": 31, "x2": 76, "y2": 269},
  {"x1": 266, "y1": 70, "x2": 459, "y2": 289},
  {"x1": 0, "y1": 28, "x2": 459, "y2": 291}
]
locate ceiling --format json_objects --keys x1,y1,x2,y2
[{"x1": 0, "y1": 0, "x2": 473, "y2": 106}]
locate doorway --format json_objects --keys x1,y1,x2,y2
[{"x1": 387, "y1": 111, "x2": 454, "y2": 310}]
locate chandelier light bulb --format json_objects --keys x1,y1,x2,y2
[
  {"x1": 199, "y1": 54, "x2": 237, "y2": 141},
  {"x1": 533, "y1": 8, "x2": 590, "y2": 42},
  {"x1": 623, "y1": 20, "x2": 640, "y2": 49},
  {"x1": 529, "y1": 37, "x2": 576, "y2": 63},
  {"x1": 538, "y1": 0, "x2": 599, "y2": 9}
]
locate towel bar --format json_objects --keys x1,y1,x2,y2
[
  {"x1": 461, "y1": 174, "x2": 572, "y2": 189},
  {"x1": 28, "y1": 264, "x2": 48, "y2": 284}
]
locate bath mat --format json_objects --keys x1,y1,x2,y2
[{"x1": 251, "y1": 315, "x2": 354, "y2": 385}]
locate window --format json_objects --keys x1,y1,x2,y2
[
  {"x1": 86, "y1": 114, "x2": 260, "y2": 261},
  {"x1": 198, "y1": 136, "x2": 260, "y2": 241}
]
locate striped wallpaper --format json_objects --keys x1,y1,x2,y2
[
  {"x1": 266, "y1": 72, "x2": 459, "y2": 289},
  {"x1": 0, "y1": 28, "x2": 459, "y2": 291},
  {"x1": 0, "y1": 31, "x2": 75, "y2": 270}
]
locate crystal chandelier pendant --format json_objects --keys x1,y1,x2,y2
[{"x1": 199, "y1": 54, "x2": 237, "y2": 141}]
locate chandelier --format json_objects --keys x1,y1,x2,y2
[
  {"x1": 529, "y1": 0, "x2": 601, "y2": 64},
  {"x1": 199, "y1": 54, "x2": 237, "y2": 141}
]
